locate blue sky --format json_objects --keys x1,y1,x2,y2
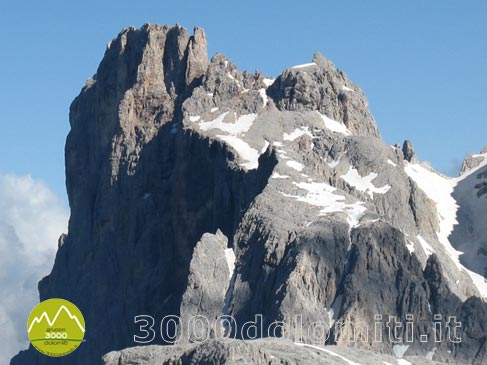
[{"x1": 1, "y1": 0, "x2": 486, "y2": 203}]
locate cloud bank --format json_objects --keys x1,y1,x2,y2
[{"x1": 0, "y1": 173, "x2": 68, "y2": 364}]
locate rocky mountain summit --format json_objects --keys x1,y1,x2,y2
[{"x1": 11, "y1": 24, "x2": 487, "y2": 365}]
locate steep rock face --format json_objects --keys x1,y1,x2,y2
[
  {"x1": 424, "y1": 255, "x2": 487, "y2": 365},
  {"x1": 11, "y1": 24, "x2": 276, "y2": 365},
  {"x1": 178, "y1": 230, "x2": 230, "y2": 343},
  {"x1": 11, "y1": 24, "x2": 487, "y2": 365}
]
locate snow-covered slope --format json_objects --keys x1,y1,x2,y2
[
  {"x1": 404, "y1": 153, "x2": 487, "y2": 298},
  {"x1": 450, "y1": 151, "x2": 487, "y2": 296}
]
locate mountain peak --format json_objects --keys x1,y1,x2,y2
[
  {"x1": 12, "y1": 23, "x2": 487, "y2": 365},
  {"x1": 100, "y1": 23, "x2": 208, "y2": 96},
  {"x1": 267, "y1": 51, "x2": 380, "y2": 137},
  {"x1": 312, "y1": 51, "x2": 336, "y2": 70}
]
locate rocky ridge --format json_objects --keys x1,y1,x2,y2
[{"x1": 103, "y1": 338, "x2": 447, "y2": 365}]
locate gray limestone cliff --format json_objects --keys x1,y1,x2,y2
[{"x1": 11, "y1": 24, "x2": 487, "y2": 365}]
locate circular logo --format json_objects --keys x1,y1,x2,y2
[{"x1": 27, "y1": 298, "x2": 85, "y2": 357}]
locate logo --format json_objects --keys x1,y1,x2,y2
[{"x1": 27, "y1": 298, "x2": 85, "y2": 357}]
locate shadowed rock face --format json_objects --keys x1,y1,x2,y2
[
  {"x1": 11, "y1": 24, "x2": 276, "y2": 365},
  {"x1": 11, "y1": 24, "x2": 487, "y2": 365},
  {"x1": 403, "y1": 140, "x2": 417, "y2": 162}
]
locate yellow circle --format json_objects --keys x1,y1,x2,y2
[{"x1": 27, "y1": 298, "x2": 85, "y2": 357}]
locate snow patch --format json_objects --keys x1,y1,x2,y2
[
  {"x1": 271, "y1": 172, "x2": 289, "y2": 179},
  {"x1": 417, "y1": 235, "x2": 435, "y2": 256},
  {"x1": 263, "y1": 78, "x2": 275, "y2": 87},
  {"x1": 396, "y1": 360, "x2": 412, "y2": 365},
  {"x1": 224, "y1": 248, "x2": 235, "y2": 281},
  {"x1": 189, "y1": 115, "x2": 200, "y2": 122},
  {"x1": 199, "y1": 112, "x2": 257, "y2": 135},
  {"x1": 425, "y1": 347, "x2": 437, "y2": 360},
  {"x1": 286, "y1": 161, "x2": 304, "y2": 172},
  {"x1": 327, "y1": 158, "x2": 340, "y2": 169},
  {"x1": 404, "y1": 163, "x2": 458, "y2": 248},
  {"x1": 258, "y1": 88, "x2": 268, "y2": 108},
  {"x1": 341, "y1": 166, "x2": 391, "y2": 198},
  {"x1": 216, "y1": 135, "x2": 260, "y2": 170},
  {"x1": 406, "y1": 240, "x2": 415, "y2": 254},
  {"x1": 393, "y1": 344, "x2": 409, "y2": 358},
  {"x1": 342, "y1": 85, "x2": 354, "y2": 92},
  {"x1": 283, "y1": 127, "x2": 313, "y2": 142},
  {"x1": 227, "y1": 72, "x2": 242, "y2": 88},
  {"x1": 283, "y1": 181, "x2": 366, "y2": 226},
  {"x1": 290, "y1": 62, "x2": 317, "y2": 69},
  {"x1": 318, "y1": 112, "x2": 351, "y2": 136},
  {"x1": 210, "y1": 107, "x2": 219, "y2": 113},
  {"x1": 387, "y1": 159, "x2": 397, "y2": 167},
  {"x1": 278, "y1": 151, "x2": 289, "y2": 160}
]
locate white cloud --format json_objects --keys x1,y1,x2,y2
[{"x1": 0, "y1": 173, "x2": 68, "y2": 364}]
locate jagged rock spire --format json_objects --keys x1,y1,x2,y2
[{"x1": 402, "y1": 140, "x2": 416, "y2": 162}]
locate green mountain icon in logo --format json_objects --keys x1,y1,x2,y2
[
  {"x1": 27, "y1": 298, "x2": 86, "y2": 357},
  {"x1": 28, "y1": 305, "x2": 85, "y2": 333}
]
